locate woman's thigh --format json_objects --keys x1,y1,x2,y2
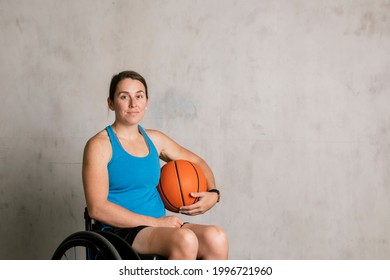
[
  {"x1": 132, "y1": 224, "x2": 227, "y2": 259},
  {"x1": 131, "y1": 226, "x2": 197, "y2": 257}
]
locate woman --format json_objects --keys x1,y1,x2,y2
[{"x1": 82, "y1": 70, "x2": 228, "y2": 259}]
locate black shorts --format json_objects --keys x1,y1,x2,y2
[{"x1": 103, "y1": 226, "x2": 149, "y2": 245}]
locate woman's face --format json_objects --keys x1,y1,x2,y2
[{"x1": 108, "y1": 78, "x2": 148, "y2": 126}]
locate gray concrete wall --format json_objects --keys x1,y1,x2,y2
[{"x1": 1, "y1": 0, "x2": 389, "y2": 259}]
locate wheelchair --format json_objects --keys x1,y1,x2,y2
[{"x1": 51, "y1": 208, "x2": 164, "y2": 260}]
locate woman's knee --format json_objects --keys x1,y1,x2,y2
[
  {"x1": 200, "y1": 226, "x2": 229, "y2": 259},
  {"x1": 169, "y1": 228, "x2": 199, "y2": 259},
  {"x1": 205, "y1": 226, "x2": 228, "y2": 244}
]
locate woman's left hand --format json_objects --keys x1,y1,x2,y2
[{"x1": 179, "y1": 191, "x2": 219, "y2": 216}]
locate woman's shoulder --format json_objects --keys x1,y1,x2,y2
[
  {"x1": 83, "y1": 129, "x2": 112, "y2": 166},
  {"x1": 84, "y1": 129, "x2": 111, "y2": 154},
  {"x1": 144, "y1": 128, "x2": 162, "y2": 136},
  {"x1": 144, "y1": 128, "x2": 168, "y2": 141},
  {"x1": 88, "y1": 129, "x2": 109, "y2": 142},
  {"x1": 144, "y1": 128, "x2": 171, "y2": 152}
]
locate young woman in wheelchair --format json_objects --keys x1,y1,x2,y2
[{"x1": 82, "y1": 71, "x2": 228, "y2": 260}]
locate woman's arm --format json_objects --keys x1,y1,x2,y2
[{"x1": 147, "y1": 129, "x2": 220, "y2": 215}]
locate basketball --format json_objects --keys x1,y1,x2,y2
[{"x1": 157, "y1": 160, "x2": 207, "y2": 213}]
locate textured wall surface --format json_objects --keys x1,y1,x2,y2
[{"x1": 1, "y1": 0, "x2": 389, "y2": 259}]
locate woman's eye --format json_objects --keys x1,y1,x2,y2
[{"x1": 120, "y1": 95, "x2": 128, "y2": 100}]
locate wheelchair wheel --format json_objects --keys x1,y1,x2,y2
[{"x1": 51, "y1": 231, "x2": 121, "y2": 260}]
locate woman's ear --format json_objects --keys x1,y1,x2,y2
[{"x1": 107, "y1": 97, "x2": 114, "y2": 111}]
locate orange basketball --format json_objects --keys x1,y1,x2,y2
[{"x1": 157, "y1": 160, "x2": 207, "y2": 213}]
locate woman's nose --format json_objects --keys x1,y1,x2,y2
[{"x1": 129, "y1": 96, "x2": 137, "y2": 107}]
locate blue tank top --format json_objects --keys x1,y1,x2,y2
[{"x1": 106, "y1": 125, "x2": 166, "y2": 218}]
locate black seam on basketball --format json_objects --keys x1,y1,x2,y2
[
  {"x1": 188, "y1": 162, "x2": 200, "y2": 204},
  {"x1": 161, "y1": 189, "x2": 179, "y2": 212},
  {"x1": 159, "y1": 167, "x2": 179, "y2": 212},
  {"x1": 175, "y1": 161, "x2": 186, "y2": 206}
]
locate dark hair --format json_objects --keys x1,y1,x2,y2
[{"x1": 109, "y1": 70, "x2": 148, "y2": 101}]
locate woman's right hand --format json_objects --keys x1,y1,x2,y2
[{"x1": 155, "y1": 216, "x2": 184, "y2": 228}]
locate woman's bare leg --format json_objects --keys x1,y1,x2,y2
[
  {"x1": 182, "y1": 223, "x2": 229, "y2": 260},
  {"x1": 132, "y1": 227, "x2": 199, "y2": 260}
]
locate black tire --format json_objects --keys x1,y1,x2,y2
[{"x1": 51, "y1": 231, "x2": 121, "y2": 260}]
